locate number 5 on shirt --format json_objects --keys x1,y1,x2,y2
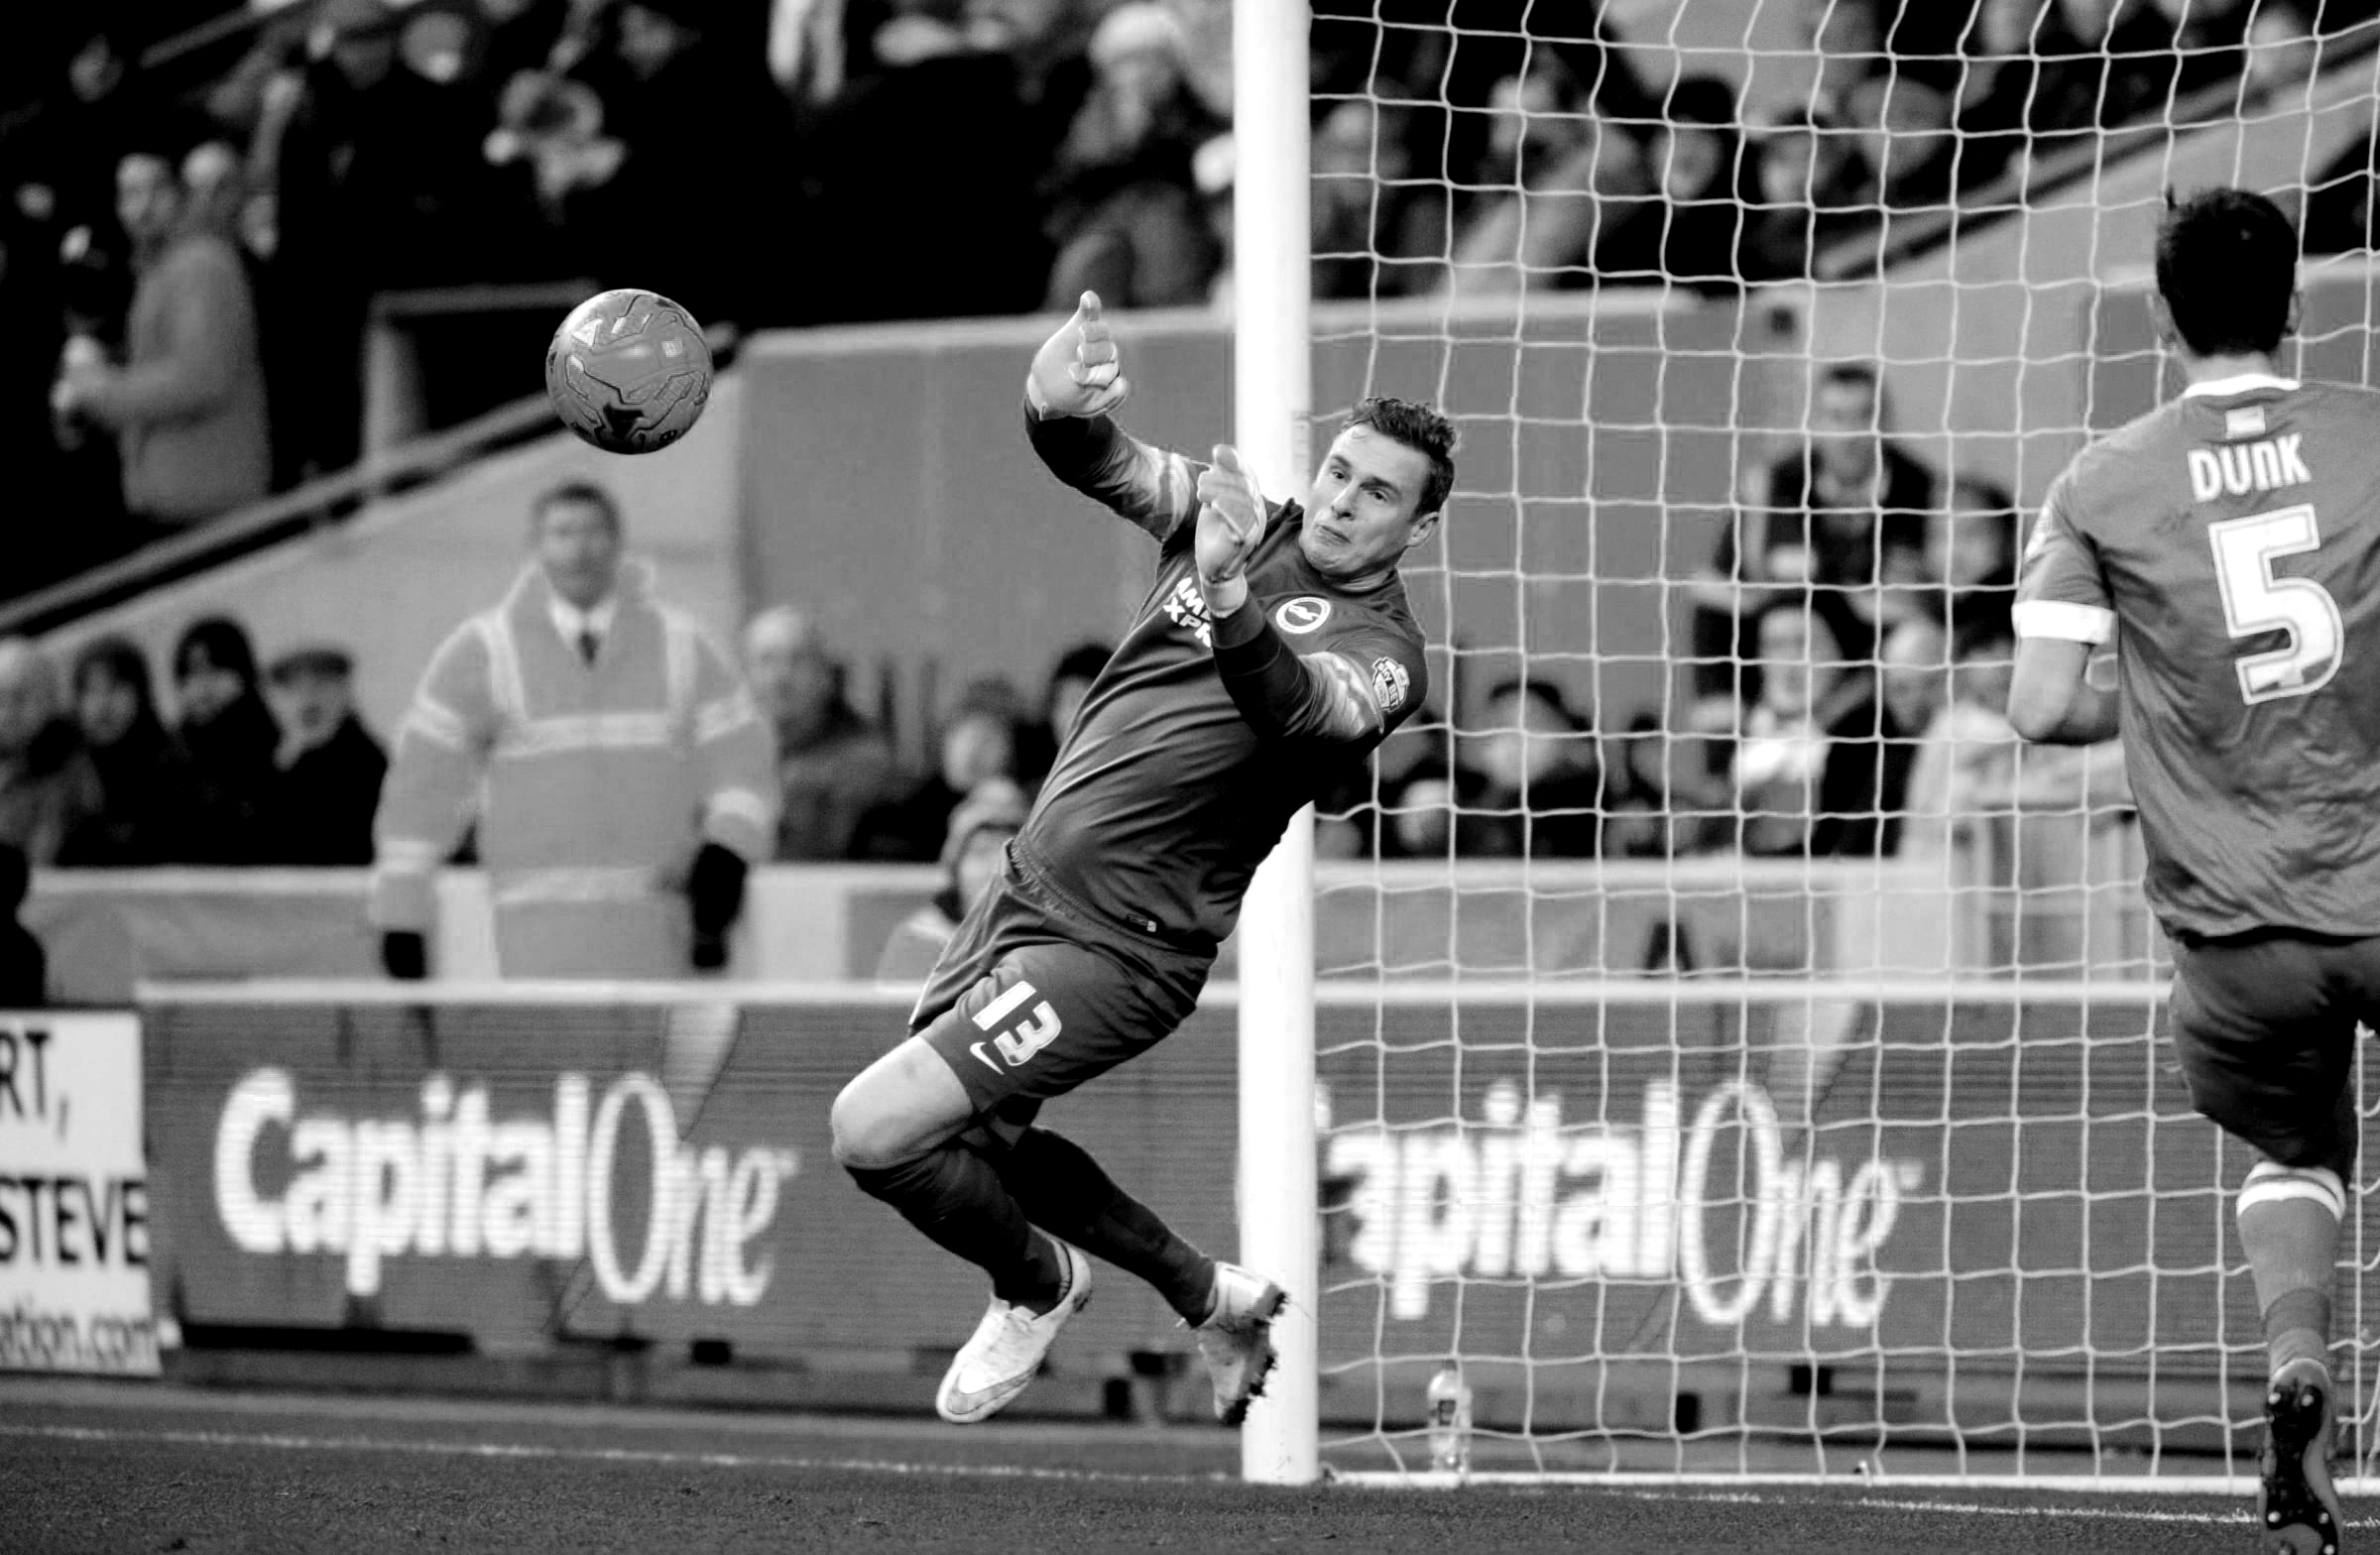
[{"x1": 2209, "y1": 503, "x2": 2343, "y2": 704}]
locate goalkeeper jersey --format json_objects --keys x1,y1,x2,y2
[
  {"x1": 1021, "y1": 413, "x2": 1430, "y2": 951},
  {"x1": 2014, "y1": 372, "x2": 2380, "y2": 938}
]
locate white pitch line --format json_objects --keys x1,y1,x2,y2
[
  {"x1": 0, "y1": 1422, "x2": 1212, "y2": 1487},
  {"x1": 0, "y1": 1420, "x2": 2329, "y2": 1527}
]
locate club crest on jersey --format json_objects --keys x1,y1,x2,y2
[
  {"x1": 1371, "y1": 656, "x2": 1409, "y2": 713},
  {"x1": 1273, "y1": 597, "x2": 1333, "y2": 635},
  {"x1": 1162, "y1": 575, "x2": 1214, "y2": 647}
]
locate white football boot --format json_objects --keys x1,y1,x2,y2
[
  {"x1": 1193, "y1": 1262, "x2": 1288, "y2": 1426},
  {"x1": 934, "y1": 1239, "x2": 1093, "y2": 1424}
]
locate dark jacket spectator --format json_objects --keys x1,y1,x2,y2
[
  {"x1": 0, "y1": 640, "x2": 105, "y2": 868},
  {"x1": 857, "y1": 694, "x2": 1022, "y2": 863},
  {"x1": 159, "y1": 617, "x2": 282, "y2": 865},
  {"x1": 0, "y1": 845, "x2": 46, "y2": 1009},
  {"x1": 57, "y1": 636, "x2": 174, "y2": 867},
  {"x1": 1690, "y1": 363, "x2": 1936, "y2": 715},
  {"x1": 1386, "y1": 680, "x2": 1603, "y2": 859},
  {"x1": 743, "y1": 606, "x2": 897, "y2": 861},
  {"x1": 1312, "y1": 93, "x2": 1448, "y2": 300},
  {"x1": 1586, "y1": 76, "x2": 1750, "y2": 295},
  {"x1": 1014, "y1": 639, "x2": 1113, "y2": 788},
  {"x1": 265, "y1": 646, "x2": 388, "y2": 866},
  {"x1": 56, "y1": 152, "x2": 270, "y2": 531}
]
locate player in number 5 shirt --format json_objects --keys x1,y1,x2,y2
[
  {"x1": 2010, "y1": 188, "x2": 2380, "y2": 1555},
  {"x1": 830, "y1": 292, "x2": 1452, "y2": 1429}
]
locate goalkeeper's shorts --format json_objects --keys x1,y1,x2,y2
[
  {"x1": 911, "y1": 845, "x2": 1211, "y2": 1117},
  {"x1": 2167, "y1": 925, "x2": 2380, "y2": 1176}
]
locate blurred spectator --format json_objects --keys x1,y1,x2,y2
[
  {"x1": 873, "y1": 776, "x2": 1027, "y2": 986},
  {"x1": 1730, "y1": 607, "x2": 1853, "y2": 857},
  {"x1": 159, "y1": 617, "x2": 282, "y2": 865},
  {"x1": 858, "y1": 689, "x2": 1023, "y2": 861},
  {"x1": 0, "y1": 30, "x2": 146, "y2": 267},
  {"x1": 1014, "y1": 638, "x2": 1112, "y2": 786},
  {"x1": 182, "y1": 137, "x2": 298, "y2": 491},
  {"x1": 1738, "y1": 106, "x2": 1862, "y2": 281},
  {"x1": 1583, "y1": 75, "x2": 1750, "y2": 294},
  {"x1": 1387, "y1": 679, "x2": 1603, "y2": 858},
  {"x1": 1835, "y1": 71, "x2": 1958, "y2": 213},
  {"x1": 1812, "y1": 614, "x2": 1945, "y2": 857},
  {"x1": 57, "y1": 636, "x2": 174, "y2": 867},
  {"x1": 1311, "y1": 92, "x2": 1446, "y2": 299},
  {"x1": 1927, "y1": 475, "x2": 2019, "y2": 640},
  {"x1": 0, "y1": 845, "x2": 46, "y2": 1009},
  {"x1": 53, "y1": 150, "x2": 271, "y2": 545},
  {"x1": 1444, "y1": 60, "x2": 1642, "y2": 296},
  {"x1": 743, "y1": 604, "x2": 897, "y2": 861},
  {"x1": 373, "y1": 481, "x2": 774, "y2": 977},
  {"x1": 2240, "y1": 0, "x2": 2322, "y2": 108},
  {"x1": 1039, "y1": 2, "x2": 1226, "y2": 308},
  {"x1": 0, "y1": 640, "x2": 104, "y2": 868},
  {"x1": 265, "y1": 645, "x2": 389, "y2": 866},
  {"x1": 1602, "y1": 710, "x2": 1726, "y2": 859},
  {"x1": 1899, "y1": 618, "x2": 2020, "y2": 863},
  {"x1": 1689, "y1": 362, "x2": 1936, "y2": 724}
]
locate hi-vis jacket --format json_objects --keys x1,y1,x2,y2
[{"x1": 369, "y1": 561, "x2": 775, "y2": 977}]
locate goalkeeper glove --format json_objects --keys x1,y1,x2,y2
[{"x1": 1026, "y1": 291, "x2": 1130, "y2": 419}]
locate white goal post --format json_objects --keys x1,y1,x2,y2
[{"x1": 1229, "y1": 0, "x2": 2380, "y2": 1492}]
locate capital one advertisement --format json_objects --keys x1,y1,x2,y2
[{"x1": 142, "y1": 994, "x2": 2313, "y2": 1421}]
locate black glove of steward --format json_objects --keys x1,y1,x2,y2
[
  {"x1": 382, "y1": 930, "x2": 428, "y2": 981},
  {"x1": 688, "y1": 842, "x2": 749, "y2": 972}
]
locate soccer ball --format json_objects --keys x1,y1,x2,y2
[{"x1": 544, "y1": 289, "x2": 713, "y2": 454}]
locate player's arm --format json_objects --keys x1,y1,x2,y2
[
  {"x1": 1021, "y1": 291, "x2": 1202, "y2": 544},
  {"x1": 1195, "y1": 446, "x2": 1405, "y2": 745},
  {"x1": 2006, "y1": 474, "x2": 2120, "y2": 745}
]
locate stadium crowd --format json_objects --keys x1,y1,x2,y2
[{"x1": 0, "y1": 0, "x2": 2375, "y2": 964}]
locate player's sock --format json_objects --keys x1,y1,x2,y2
[
  {"x1": 846, "y1": 1145, "x2": 1070, "y2": 1311},
  {"x1": 997, "y1": 1127, "x2": 1219, "y2": 1324},
  {"x1": 2237, "y1": 1160, "x2": 2344, "y2": 1378}
]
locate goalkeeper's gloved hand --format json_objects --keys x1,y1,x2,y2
[
  {"x1": 1194, "y1": 443, "x2": 1265, "y2": 618},
  {"x1": 688, "y1": 842, "x2": 749, "y2": 972},
  {"x1": 1026, "y1": 291, "x2": 1130, "y2": 420},
  {"x1": 381, "y1": 930, "x2": 428, "y2": 981}
]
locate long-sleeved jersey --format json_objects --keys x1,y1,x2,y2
[
  {"x1": 1022, "y1": 405, "x2": 1429, "y2": 949},
  {"x1": 2015, "y1": 371, "x2": 2380, "y2": 938}
]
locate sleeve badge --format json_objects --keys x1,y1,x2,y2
[{"x1": 1370, "y1": 656, "x2": 1410, "y2": 714}]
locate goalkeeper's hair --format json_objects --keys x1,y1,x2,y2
[
  {"x1": 2155, "y1": 187, "x2": 2298, "y2": 358},
  {"x1": 1349, "y1": 396, "x2": 1458, "y2": 516}
]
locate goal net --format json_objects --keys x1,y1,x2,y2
[{"x1": 1278, "y1": 0, "x2": 2380, "y2": 1486}]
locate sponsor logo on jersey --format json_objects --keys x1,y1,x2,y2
[
  {"x1": 1274, "y1": 597, "x2": 1332, "y2": 634},
  {"x1": 1370, "y1": 656, "x2": 1409, "y2": 713},
  {"x1": 2188, "y1": 434, "x2": 2310, "y2": 502},
  {"x1": 1162, "y1": 575, "x2": 1214, "y2": 648}
]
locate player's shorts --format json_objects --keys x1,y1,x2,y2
[
  {"x1": 2165, "y1": 926, "x2": 2380, "y2": 1176},
  {"x1": 910, "y1": 844, "x2": 1213, "y2": 1118}
]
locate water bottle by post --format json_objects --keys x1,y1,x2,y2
[{"x1": 1425, "y1": 1361, "x2": 1472, "y2": 1474}]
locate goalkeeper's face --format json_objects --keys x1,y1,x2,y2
[{"x1": 1302, "y1": 426, "x2": 1442, "y2": 582}]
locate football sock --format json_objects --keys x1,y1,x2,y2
[
  {"x1": 846, "y1": 1144, "x2": 1069, "y2": 1312},
  {"x1": 998, "y1": 1127, "x2": 1219, "y2": 1325},
  {"x1": 2236, "y1": 1161, "x2": 2343, "y2": 1380}
]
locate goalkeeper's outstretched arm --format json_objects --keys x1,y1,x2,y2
[{"x1": 1022, "y1": 291, "x2": 1204, "y2": 545}]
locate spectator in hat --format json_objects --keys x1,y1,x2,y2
[
  {"x1": 265, "y1": 645, "x2": 389, "y2": 866},
  {"x1": 873, "y1": 777, "x2": 1027, "y2": 988},
  {"x1": 744, "y1": 604, "x2": 897, "y2": 861},
  {"x1": 57, "y1": 636, "x2": 175, "y2": 868}
]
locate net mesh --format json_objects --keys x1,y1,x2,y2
[{"x1": 1302, "y1": 0, "x2": 2380, "y2": 1481}]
